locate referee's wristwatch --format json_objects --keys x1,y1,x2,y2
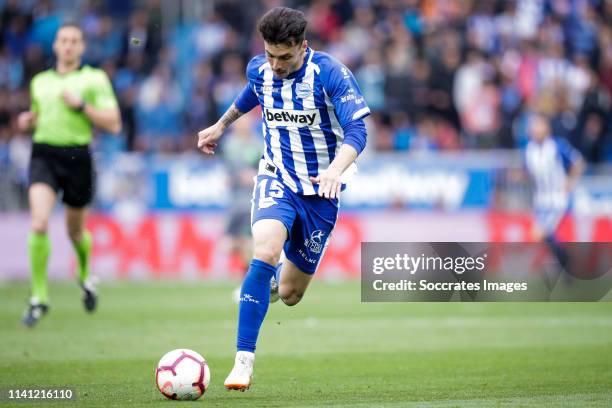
[{"x1": 76, "y1": 100, "x2": 86, "y2": 112}]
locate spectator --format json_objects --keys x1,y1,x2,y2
[
  {"x1": 0, "y1": 0, "x2": 609, "y2": 163},
  {"x1": 137, "y1": 64, "x2": 183, "y2": 152}
]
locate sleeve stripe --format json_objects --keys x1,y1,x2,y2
[{"x1": 352, "y1": 107, "x2": 371, "y2": 120}]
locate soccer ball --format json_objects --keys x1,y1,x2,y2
[{"x1": 155, "y1": 349, "x2": 211, "y2": 400}]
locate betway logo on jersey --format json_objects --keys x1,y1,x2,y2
[{"x1": 263, "y1": 108, "x2": 321, "y2": 128}]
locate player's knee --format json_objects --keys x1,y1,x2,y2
[
  {"x1": 279, "y1": 286, "x2": 304, "y2": 306},
  {"x1": 31, "y1": 219, "x2": 48, "y2": 235},
  {"x1": 252, "y1": 244, "x2": 282, "y2": 266}
]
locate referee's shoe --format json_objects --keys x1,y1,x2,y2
[
  {"x1": 22, "y1": 299, "x2": 49, "y2": 327},
  {"x1": 80, "y1": 277, "x2": 98, "y2": 312}
]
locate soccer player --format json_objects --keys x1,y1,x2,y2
[
  {"x1": 17, "y1": 23, "x2": 122, "y2": 327},
  {"x1": 197, "y1": 7, "x2": 370, "y2": 390},
  {"x1": 525, "y1": 112, "x2": 584, "y2": 270}
]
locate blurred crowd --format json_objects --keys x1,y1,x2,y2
[{"x1": 0, "y1": 0, "x2": 611, "y2": 166}]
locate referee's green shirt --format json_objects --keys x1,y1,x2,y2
[{"x1": 30, "y1": 65, "x2": 119, "y2": 146}]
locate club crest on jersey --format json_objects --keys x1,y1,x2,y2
[{"x1": 295, "y1": 82, "x2": 312, "y2": 98}]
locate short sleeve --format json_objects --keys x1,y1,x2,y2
[
  {"x1": 234, "y1": 83, "x2": 259, "y2": 113},
  {"x1": 89, "y1": 71, "x2": 119, "y2": 110},
  {"x1": 30, "y1": 79, "x2": 39, "y2": 114}
]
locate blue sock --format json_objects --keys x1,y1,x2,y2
[{"x1": 237, "y1": 259, "x2": 277, "y2": 353}]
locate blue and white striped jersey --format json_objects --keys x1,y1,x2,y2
[
  {"x1": 235, "y1": 47, "x2": 370, "y2": 195},
  {"x1": 525, "y1": 137, "x2": 581, "y2": 210}
]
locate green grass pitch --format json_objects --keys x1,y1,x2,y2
[{"x1": 1, "y1": 281, "x2": 611, "y2": 407}]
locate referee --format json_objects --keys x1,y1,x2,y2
[{"x1": 17, "y1": 23, "x2": 121, "y2": 327}]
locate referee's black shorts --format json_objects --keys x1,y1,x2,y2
[{"x1": 29, "y1": 143, "x2": 95, "y2": 208}]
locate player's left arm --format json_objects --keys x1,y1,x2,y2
[
  {"x1": 61, "y1": 71, "x2": 122, "y2": 134},
  {"x1": 311, "y1": 59, "x2": 370, "y2": 199},
  {"x1": 80, "y1": 101, "x2": 122, "y2": 134},
  {"x1": 310, "y1": 119, "x2": 366, "y2": 199}
]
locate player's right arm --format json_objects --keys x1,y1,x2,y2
[
  {"x1": 17, "y1": 78, "x2": 40, "y2": 132},
  {"x1": 17, "y1": 111, "x2": 37, "y2": 132},
  {"x1": 198, "y1": 56, "x2": 263, "y2": 155},
  {"x1": 197, "y1": 81, "x2": 259, "y2": 155},
  {"x1": 197, "y1": 104, "x2": 244, "y2": 155}
]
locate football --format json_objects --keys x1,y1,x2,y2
[{"x1": 155, "y1": 349, "x2": 211, "y2": 400}]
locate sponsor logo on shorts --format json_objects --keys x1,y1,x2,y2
[
  {"x1": 304, "y1": 229, "x2": 325, "y2": 254},
  {"x1": 298, "y1": 249, "x2": 318, "y2": 264}
]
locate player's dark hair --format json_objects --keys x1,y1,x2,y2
[{"x1": 258, "y1": 7, "x2": 307, "y2": 47}]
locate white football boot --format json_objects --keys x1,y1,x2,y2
[
  {"x1": 269, "y1": 262, "x2": 282, "y2": 304},
  {"x1": 224, "y1": 351, "x2": 255, "y2": 391},
  {"x1": 231, "y1": 286, "x2": 241, "y2": 304},
  {"x1": 269, "y1": 276, "x2": 280, "y2": 303}
]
